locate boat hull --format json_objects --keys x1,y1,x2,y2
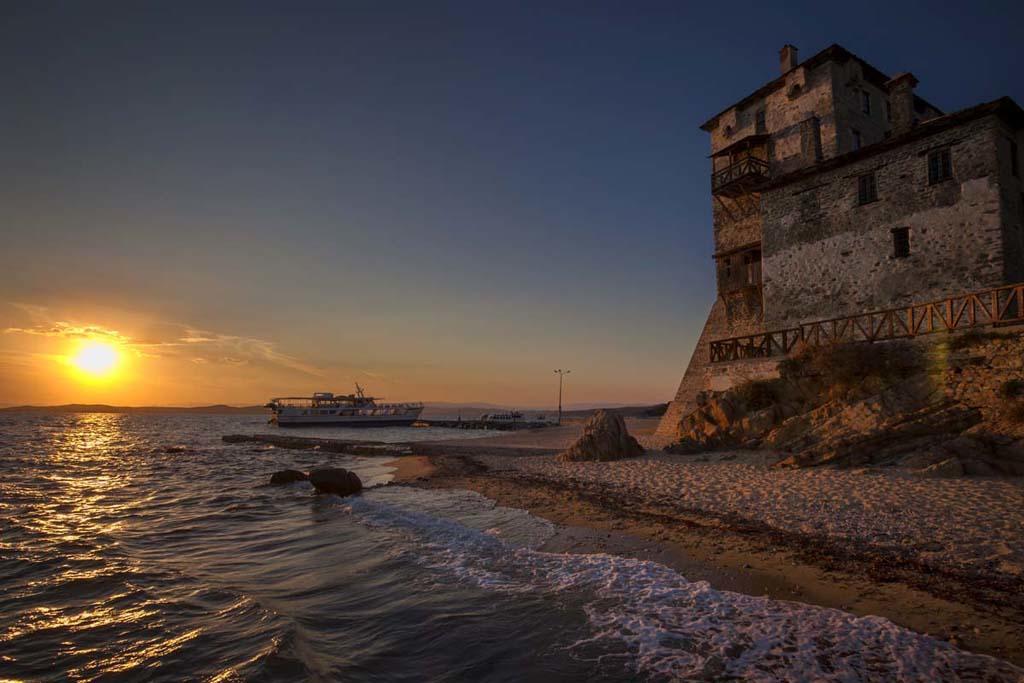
[
  {"x1": 275, "y1": 417, "x2": 424, "y2": 428},
  {"x1": 272, "y1": 408, "x2": 425, "y2": 428}
]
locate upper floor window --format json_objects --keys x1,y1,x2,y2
[
  {"x1": 885, "y1": 100, "x2": 892, "y2": 122},
  {"x1": 1012, "y1": 140, "x2": 1020, "y2": 178},
  {"x1": 755, "y1": 109, "x2": 766, "y2": 133},
  {"x1": 857, "y1": 172, "x2": 878, "y2": 205},
  {"x1": 851, "y1": 129, "x2": 862, "y2": 151},
  {"x1": 927, "y1": 148, "x2": 953, "y2": 184},
  {"x1": 861, "y1": 90, "x2": 871, "y2": 115},
  {"x1": 891, "y1": 227, "x2": 910, "y2": 258}
]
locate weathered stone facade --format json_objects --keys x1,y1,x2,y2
[
  {"x1": 762, "y1": 112, "x2": 1018, "y2": 327},
  {"x1": 658, "y1": 43, "x2": 1024, "y2": 438}
]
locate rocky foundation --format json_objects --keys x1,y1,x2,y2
[{"x1": 667, "y1": 332, "x2": 1024, "y2": 475}]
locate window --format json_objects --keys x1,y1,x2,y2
[
  {"x1": 755, "y1": 109, "x2": 766, "y2": 133},
  {"x1": 861, "y1": 89, "x2": 871, "y2": 115},
  {"x1": 891, "y1": 227, "x2": 910, "y2": 258},
  {"x1": 928, "y1": 148, "x2": 952, "y2": 184},
  {"x1": 742, "y1": 250, "x2": 762, "y2": 286},
  {"x1": 885, "y1": 100, "x2": 892, "y2": 122},
  {"x1": 857, "y1": 173, "x2": 878, "y2": 205},
  {"x1": 851, "y1": 128, "x2": 862, "y2": 151},
  {"x1": 1012, "y1": 140, "x2": 1020, "y2": 178}
]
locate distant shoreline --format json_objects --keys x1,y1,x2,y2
[
  {"x1": 0, "y1": 402, "x2": 669, "y2": 418},
  {"x1": 0, "y1": 404, "x2": 267, "y2": 414}
]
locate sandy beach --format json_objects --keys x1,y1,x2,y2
[{"x1": 389, "y1": 422, "x2": 1024, "y2": 665}]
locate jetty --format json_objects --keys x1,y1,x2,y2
[
  {"x1": 418, "y1": 419, "x2": 553, "y2": 431},
  {"x1": 223, "y1": 433, "x2": 410, "y2": 455}
]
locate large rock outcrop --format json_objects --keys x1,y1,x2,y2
[
  {"x1": 558, "y1": 410, "x2": 644, "y2": 462},
  {"x1": 309, "y1": 467, "x2": 363, "y2": 496},
  {"x1": 666, "y1": 333, "x2": 1024, "y2": 475}
]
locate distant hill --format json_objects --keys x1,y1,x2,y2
[{"x1": 0, "y1": 404, "x2": 267, "y2": 414}]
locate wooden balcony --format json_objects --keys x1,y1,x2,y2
[
  {"x1": 716, "y1": 246, "x2": 762, "y2": 293},
  {"x1": 711, "y1": 156, "x2": 770, "y2": 196},
  {"x1": 708, "y1": 282, "x2": 1024, "y2": 363},
  {"x1": 710, "y1": 134, "x2": 770, "y2": 197}
]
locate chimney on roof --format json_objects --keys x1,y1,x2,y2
[
  {"x1": 886, "y1": 72, "x2": 919, "y2": 136},
  {"x1": 780, "y1": 45, "x2": 798, "y2": 73}
]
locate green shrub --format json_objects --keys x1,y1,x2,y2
[
  {"x1": 1006, "y1": 401, "x2": 1024, "y2": 424},
  {"x1": 947, "y1": 329, "x2": 1013, "y2": 351},
  {"x1": 999, "y1": 378, "x2": 1024, "y2": 399},
  {"x1": 732, "y1": 377, "x2": 787, "y2": 411},
  {"x1": 788, "y1": 341, "x2": 922, "y2": 388}
]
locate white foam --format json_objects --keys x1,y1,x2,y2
[{"x1": 338, "y1": 492, "x2": 1024, "y2": 682}]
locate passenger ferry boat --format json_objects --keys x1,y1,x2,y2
[{"x1": 266, "y1": 385, "x2": 424, "y2": 427}]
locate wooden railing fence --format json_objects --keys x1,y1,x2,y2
[{"x1": 709, "y1": 282, "x2": 1024, "y2": 363}]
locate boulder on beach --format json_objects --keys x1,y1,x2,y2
[
  {"x1": 309, "y1": 467, "x2": 363, "y2": 496},
  {"x1": 269, "y1": 469, "x2": 309, "y2": 485},
  {"x1": 557, "y1": 410, "x2": 644, "y2": 462}
]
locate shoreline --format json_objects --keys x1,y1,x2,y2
[{"x1": 384, "y1": 450, "x2": 1024, "y2": 666}]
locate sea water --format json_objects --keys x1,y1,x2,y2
[{"x1": 1, "y1": 413, "x2": 1020, "y2": 682}]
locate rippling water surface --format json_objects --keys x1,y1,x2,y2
[{"x1": 1, "y1": 413, "x2": 1021, "y2": 682}]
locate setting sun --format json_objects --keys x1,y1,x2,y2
[{"x1": 70, "y1": 342, "x2": 121, "y2": 379}]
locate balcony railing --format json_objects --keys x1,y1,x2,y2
[
  {"x1": 708, "y1": 282, "x2": 1024, "y2": 363},
  {"x1": 711, "y1": 156, "x2": 770, "y2": 196}
]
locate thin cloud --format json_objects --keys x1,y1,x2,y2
[{"x1": 4, "y1": 312, "x2": 322, "y2": 377}]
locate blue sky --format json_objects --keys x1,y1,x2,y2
[{"x1": 1, "y1": 1, "x2": 1022, "y2": 406}]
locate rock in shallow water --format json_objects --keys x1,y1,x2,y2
[
  {"x1": 269, "y1": 469, "x2": 309, "y2": 485},
  {"x1": 309, "y1": 467, "x2": 362, "y2": 496}
]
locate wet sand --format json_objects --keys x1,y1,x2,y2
[
  {"x1": 384, "y1": 454, "x2": 435, "y2": 481},
  {"x1": 385, "y1": 423, "x2": 1024, "y2": 666}
]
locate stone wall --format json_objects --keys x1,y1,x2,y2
[
  {"x1": 940, "y1": 333, "x2": 1024, "y2": 426},
  {"x1": 712, "y1": 196, "x2": 762, "y2": 255},
  {"x1": 655, "y1": 298, "x2": 777, "y2": 437},
  {"x1": 706, "y1": 60, "x2": 838, "y2": 173},
  {"x1": 830, "y1": 60, "x2": 891, "y2": 155},
  {"x1": 995, "y1": 121, "x2": 1024, "y2": 283},
  {"x1": 761, "y1": 114, "x2": 1009, "y2": 328}
]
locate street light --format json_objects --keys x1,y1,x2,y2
[{"x1": 553, "y1": 369, "x2": 571, "y2": 426}]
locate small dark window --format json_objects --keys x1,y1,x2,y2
[
  {"x1": 755, "y1": 109, "x2": 766, "y2": 133},
  {"x1": 742, "y1": 250, "x2": 762, "y2": 285},
  {"x1": 927, "y1": 148, "x2": 952, "y2": 184},
  {"x1": 857, "y1": 173, "x2": 878, "y2": 205},
  {"x1": 885, "y1": 100, "x2": 892, "y2": 122},
  {"x1": 851, "y1": 129, "x2": 862, "y2": 151},
  {"x1": 892, "y1": 227, "x2": 910, "y2": 258},
  {"x1": 1012, "y1": 140, "x2": 1020, "y2": 178},
  {"x1": 861, "y1": 90, "x2": 871, "y2": 115}
]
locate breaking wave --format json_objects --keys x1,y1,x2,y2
[{"x1": 344, "y1": 491, "x2": 1024, "y2": 682}]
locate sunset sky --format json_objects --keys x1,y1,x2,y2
[{"x1": 3, "y1": 1, "x2": 1022, "y2": 407}]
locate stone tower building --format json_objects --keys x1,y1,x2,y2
[{"x1": 657, "y1": 44, "x2": 1024, "y2": 438}]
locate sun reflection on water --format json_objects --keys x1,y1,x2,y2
[{"x1": 32, "y1": 413, "x2": 135, "y2": 544}]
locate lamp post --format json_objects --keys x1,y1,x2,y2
[{"x1": 553, "y1": 369, "x2": 570, "y2": 426}]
